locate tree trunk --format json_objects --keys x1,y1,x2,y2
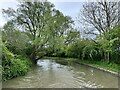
[
  {"x1": 104, "y1": 52, "x2": 106, "y2": 61},
  {"x1": 107, "y1": 52, "x2": 110, "y2": 63},
  {"x1": 30, "y1": 45, "x2": 38, "y2": 64},
  {"x1": 30, "y1": 51, "x2": 37, "y2": 64}
]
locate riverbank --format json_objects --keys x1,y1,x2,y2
[{"x1": 44, "y1": 57, "x2": 119, "y2": 76}]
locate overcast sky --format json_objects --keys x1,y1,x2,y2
[{"x1": 0, "y1": 0, "x2": 84, "y2": 27}]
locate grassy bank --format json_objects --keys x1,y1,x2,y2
[{"x1": 45, "y1": 57, "x2": 119, "y2": 73}]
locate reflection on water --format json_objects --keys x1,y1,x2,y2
[{"x1": 2, "y1": 59, "x2": 119, "y2": 88}]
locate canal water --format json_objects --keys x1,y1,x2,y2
[{"x1": 2, "y1": 59, "x2": 119, "y2": 88}]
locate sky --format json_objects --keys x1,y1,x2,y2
[{"x1": 0, "y1": 0, "x2": 84, "y2": 27}]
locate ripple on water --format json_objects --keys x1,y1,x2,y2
[{"x1": 2, "y1": 59, "x2": 118, "y2": 88}]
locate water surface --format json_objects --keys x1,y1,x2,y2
[{"x1": 2, "y1": 59, "x2": 119, "y2": 88}]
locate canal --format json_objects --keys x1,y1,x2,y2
[{"x1": 2, "y1": 59, "x2": 119, "y2": 88}]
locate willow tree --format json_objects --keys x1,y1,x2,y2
[
  {"x1": 47, "y1": 10, "x2": 74, "y2": 55},
  {"x1": 2, "y1": 1, "x2": 54, "y2": 63},
  {"x1": 2, "y1": 1, "x2": 74, "y2": 63}
]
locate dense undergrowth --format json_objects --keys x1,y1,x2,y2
[{"x1": 2, "y1": 43, "x2": 32, "y2": 81}]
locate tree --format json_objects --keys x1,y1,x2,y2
[
  {"x1": 2, "y1": 1, "x2": 74, "y2": 63},
  {"x1": 2, "y1": 21, "x2": 30, "y2": 54},
  {"x1": 78, "y1": 1, "x2": 119, "y2": 36},
  {"x1": 2, "y1": 1, "x2": 55, "y2": 63},
  {"x1": 46, "y1": 10, "x2": 74, "y2": 55}
]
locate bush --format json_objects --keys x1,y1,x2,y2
[
  {"x1": 2, "y1": 56, "x2": 31, "y2": 81},
  {"x1": 65, "y1": 40, "x2": 86, "y2": 58},
  {"x1": 2, "y1": 44, "x2": 31, "y2": 81}
]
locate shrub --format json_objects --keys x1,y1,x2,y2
[
  {"x1": 2, "y1": 44, "x2": 31, "y2": 81},
  {"x1": 2, "y1": 56, "x2": 31, "y2": 81}
]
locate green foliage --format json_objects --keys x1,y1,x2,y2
[
  {"x1": 1, "y1": 0, "x2": 119, "y2": 81},
  {"x1": 2, "y1": 56, "x2": 31, "y2": 81},
  {"x1": 2, "y1": 1, "x2": 75, "y2": 63},
  {"x1": 66, "y1": 40, "x2": 85, "y2": 58},
  {"x1": 65, "y1": 25, "x2": 120, "y2": 64},
  {"x1": 2, "y1": 43, "x2": 31, "y2": 81},
  {"x1": 2, "y1": 22, "x2": 30, "y2": 55},
  {"x1": 2, "y1": 44, "x2": 14, "y2": 60},
  {"x1": 96, "y1": 25, "x2": 120, "y2": 62}
]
